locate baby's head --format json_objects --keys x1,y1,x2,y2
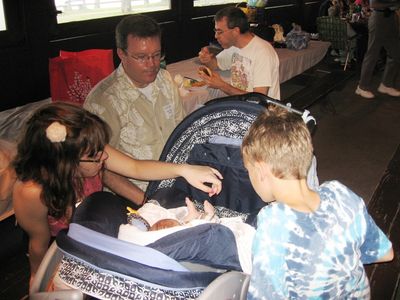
[
  {"x1": 241, "y1": 105, "x2": 313, "y2": 180},
  {"x1": 149, "y1": 219, "x2": 180, "y2": 231},
  {"x1": 127, "y1": 207, "x2": 180, "y2": 232}
]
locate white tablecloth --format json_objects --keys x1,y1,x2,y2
[
  {"x1": 167, "y1": 40, "x2": 331, "y2": 113},
  {"x1": 277, "y1": 40, "x2": 331, "y2": 83},
  {"x1": 167, "y1": 58, "x2": 227, "y2": 114}
]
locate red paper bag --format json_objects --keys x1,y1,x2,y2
[{"x1": 49, "y1": 49, "x2": 114, "y2": 106}]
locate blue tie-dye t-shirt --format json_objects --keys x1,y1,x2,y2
[{"x1": 248, "y1": 180, "x2": 392, "y2": 300}]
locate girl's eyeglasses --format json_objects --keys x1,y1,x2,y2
[{"x1": 80, "y1": 151, "x2": 107, "y2": 163}]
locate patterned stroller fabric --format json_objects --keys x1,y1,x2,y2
[
  {"x1": 56, "y1": 192, "x2": 241, "y2": 300},
  {"x1": 55, "y1": 93, "x2": 315, "y2": 300},
  {"x1": 146, "y1": 93, "x2": 271, "y2": 214},
  {"x1": 146, "y1": 93, "x2": 316, "y2": 215}
]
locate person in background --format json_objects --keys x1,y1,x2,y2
[
  {"x1": 12, "y1": 102, "x2": 222, "y2": 286},
  {"x1": 241, "y1": 105, "x2": 393, "y2": 299},
  {"x1": 355, "y1": 0, "x2": 400, "y2": 99},
  {"x1": 319, "y1": 0, "x2": 334, "y2": 16},
  {"x1": 84, "y1": 14, "x2": 186, "y2": 203},
  {"x1": 0, "y1": 139, "x2": 16, "y2": 219},
  {"x1": 198, "y1": 6, "x2": 280, "y2": 100}
]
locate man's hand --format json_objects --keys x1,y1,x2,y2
[{"x1": 198, "y1": 69, "x2": 227, "y2": 90}]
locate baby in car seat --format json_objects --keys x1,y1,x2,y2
[
  {"x1": 119, "y1": 198, "x2": 255, "y2": 274},
  {"x1": 129, "y1": 198, "x2": 218, "y2": 232}
]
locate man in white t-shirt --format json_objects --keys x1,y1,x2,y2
[{"x1": 198, "y1": 6, "x2": 280, "y2": 100}]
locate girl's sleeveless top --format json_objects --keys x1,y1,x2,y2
[{"x1": 47, "y1": 174, "x2": 103, "y2": 236}]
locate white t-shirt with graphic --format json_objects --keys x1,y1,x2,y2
[{"x1": 217, "y1": 35, "x2": 280, "y2": 100}]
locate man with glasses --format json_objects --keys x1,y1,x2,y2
[
  {"x1": 84, "y1": 15, "x2": 185, "y2": 204},
  {"x1": 198, "y1": 6, "x2": 280, "y2": 100}
]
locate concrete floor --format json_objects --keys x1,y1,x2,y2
[{"x1": 282, "y1": 58, "x2": 400, "y2": 204}]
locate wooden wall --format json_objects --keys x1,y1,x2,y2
[{"x1": 0, "y1": 0, "x2": 323, "y2": 111}]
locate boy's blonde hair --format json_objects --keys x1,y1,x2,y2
[{"x1": 241, "y1": 105, "x2": 313, "y2": 180}]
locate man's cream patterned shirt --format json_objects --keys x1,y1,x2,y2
[{"x1": 84, "y1": 64, "x2": 185, "y2": 190}]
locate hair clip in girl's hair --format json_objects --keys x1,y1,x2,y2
[{"x1": 46, "y1": 121, "x2": 67, "y2": 143}]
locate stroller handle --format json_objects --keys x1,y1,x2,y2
[{"x1": 240, "y1": 92, "x2": 317, "y2": 128}]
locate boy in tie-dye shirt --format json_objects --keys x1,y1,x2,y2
[{"x1": 241, "y1": 105, "x2": 393, "y2": 300}]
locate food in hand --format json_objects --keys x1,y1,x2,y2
[{"x1": 198, "y1": 66, "x2": 212, "y2": 77}]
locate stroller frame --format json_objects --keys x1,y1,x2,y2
[{"x1": 29, "y1": 93, "x2": 316, "y2": 300}]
